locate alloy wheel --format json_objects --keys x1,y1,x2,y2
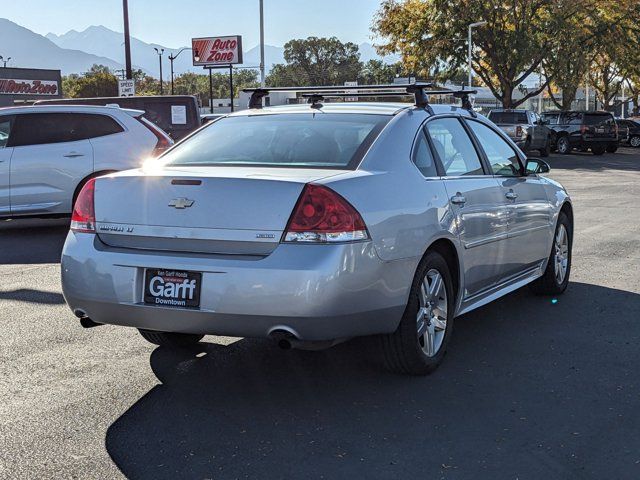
[
  {"x1": 554, "y1": 224, "x2": 569, "y2": 285},
  {"x1": 631, "y1": 136, "x2": 640, "y2": 148},
  {"x1": 557, "y1": 137, "x2": 570, "y2": 154},
  {"x1": 416, "y1": 269, "x2": 448, "y2": 357}
]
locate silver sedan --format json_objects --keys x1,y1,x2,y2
[{"x1": 61, "y1": 100, "x2": 573, "y2": 375}]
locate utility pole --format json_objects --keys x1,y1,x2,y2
[
  {"x1": 122, "y1": 0, "x2": 133, "y2": 79},
  {"x1": 259, "y1": 0, "x2": 265, "y2": 86}
]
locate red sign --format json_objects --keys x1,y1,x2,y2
[
  {"x1": 192, "y1": 36, "x2": 243, "y2": 66},
  {"x1": 0, "y1": 79, "x2": 59, "y2": 95}
]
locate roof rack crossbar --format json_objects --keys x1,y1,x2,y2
[{"x1": 244, "y1": 84, "x2": 478, "y2": 113}]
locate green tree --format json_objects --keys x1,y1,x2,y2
[
  {"x1": 358, "y1": 60, "x2": 399, "y2": 85},
  {"x1": 62, "y1": 64, "x2": 118, "y2": 98},
  {"x1": 266, "y1": 37, "x2": 361, "y2": 86},
  {"x1": 374, "y1": 0, "x2": 582, "y2": 108}
]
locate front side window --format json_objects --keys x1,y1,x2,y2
[
  {"x1": 0, "y1": 118, "x2": 11, "y2": 148},
  {"x1": 160, "y1": 113, "x2": 389, "y2": 169},
  {"x1": 412, "y1": 131, "x2": 438, "y2": 177},
  {"x1": 467, "y1": 120, "x2": 522, "y2": 177},
  {"x1": 425, "y1": 117, "x2": 484, "y2": 176}
]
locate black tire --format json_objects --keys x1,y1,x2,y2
[
  {"x1": 606, "y1": 144, "x2": 618, "y2": 153},
  {"x1": 539, "y1": 138, "x2": 551, "y2": 157},
  {"x1": 381, "y1": 251, "x2": 455, "y2": 375},
  {"x1": 138, "y1": 329, "x2": 204, "y2": 348},
  {"x1": 556, "y1": 136, "x2": 571, "y2": 154},
  {"x1": 591, "y1": 145, "x2": 606, "y2": 155},
  {"x1": 629, "y1": 135, "x2": 640, "y2": 148},
  {"x1": 529, "y1": 211, "x2": 572, "y2": 295}
]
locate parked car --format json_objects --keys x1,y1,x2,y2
[
  {"x1": 615, "y1": 118, "x2": 640, "y2": 147},
  {"x1": 487, "y1": 108, "x2": 551, "y2": 156},
  {"x1": 61, "y1": 88, "x2": 573, "y2": 376},
  {"x1": 541, "y1": 110, "x2": 618, "y2": 155},
  {"x1": 36, "y1": 95, "x2": 201, "y2": 141},
  {"x1": 0, "y1": 105, "x2": 172, "y2": 218}
]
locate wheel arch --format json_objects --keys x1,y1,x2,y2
[
  {"x1": 425, "y1": 237, "x2": 462, "y2": 311},
  {"x1": 559, "y1": 201, "x2": 574, "y2": 237},
  {"x1": 72, "y1": 170, "x2": 117, "y2": 207}
]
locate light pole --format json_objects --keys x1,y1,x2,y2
[
  {"x1": 154, "y1": 47, "x2": 165, "y2": 95},
  {"x1": 0, "y1": 56, "x2": 11, "y2": 68},
  {"x1": 468, "y1": 21, "x2": 487, "y2": 88},
  {"x1": 168, "y1": 47, "x2": 192, "y2": 95},
  {"x1": 259, "y1": 0, "x2": 265, "y2": 86}
]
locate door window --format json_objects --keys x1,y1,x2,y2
[
  {"x1": 467, "y1": 120, "x2": 522, "y2": 177},
  {"x1": 8, "y1": 113, "x2": 123, "y2": 147},
  {"x1": 0, "y1": 118, "x2": 11, "y2": 148},
  {"x1": 425, "y1": 118, "x2": 484, "y2": 176},
  {"x1": 412, "y1": 130, "x2": 438, "y2": 177}
]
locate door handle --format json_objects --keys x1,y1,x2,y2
[
  {"x1": 505, "y1": 191, "x2": 518, "y2": 200},
  {"x1": 450, "y1": 194, "x2": 467, "y2": 205},
  {"x1": 63, "y1": 152, "x2": 84, "y2": 158}
]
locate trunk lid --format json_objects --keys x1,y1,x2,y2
[{"x1": 94, "y1": 166, "x2": 348, "y2": 255}]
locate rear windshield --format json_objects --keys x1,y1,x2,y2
[
  {"x1": 583, "y1": 113, "x2": 613, "y2": 125},
  {"x1": 488, "y1": 112, "x2": 528, "y2": 124},
  {"x1": 161, "y1": 113, "x2": 389, "y2": 169}
]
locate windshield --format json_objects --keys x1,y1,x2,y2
[
  {"x1": 488, "y1": 112, "x2": 528, "y2": 124},
  {"x1": 161, "y1": 113, "x2": 390, "y2": 169}
]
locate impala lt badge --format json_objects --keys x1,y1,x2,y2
[{"x1": 169, "y1": 198, "x2": 195, "y2": 209}]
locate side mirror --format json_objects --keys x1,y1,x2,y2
[{"x1": 526, "y1": 158, "x2": 550, "y2": 175}]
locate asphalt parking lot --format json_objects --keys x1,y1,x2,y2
[{"x1": 1, "y1": 149, "x2": 639, "y2": 479}]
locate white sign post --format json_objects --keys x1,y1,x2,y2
[{"x1": 118, "y1": 79, "x2": 135, "y2": 97}]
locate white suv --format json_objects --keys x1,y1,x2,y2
[{"x1": 0, "y1": 105, "x2": 173, "y2": 218}]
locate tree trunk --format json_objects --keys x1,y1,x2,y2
[{"x1": 501, "y1": 84, "x2": 514, "y2": 108}]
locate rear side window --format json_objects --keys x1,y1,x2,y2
[
  {"x1": 541, "y1": 113, "x2": 559, "y2": 125},
  {"x1": 584, "y1": 114, "x2": 613, "y2": 126},
  {"x1": 161, "y1": 113, "x2": 389, "y2": 169},
  {"x1": 467, "y1": 120, "x2": 521, "y2": 177},
  {"x1": 412, "y1": 131, "x2": 438, "y2": 177},
  {"x1": 0, "y1": 117, "x2": 11, "y2": 148},
  {"x1": 488, "y1": 111, "x2": 528, "y2": 124},
  {"x1": 564, "y1": 113, "x2": 583, "y2": 125},
  {"x1": 425, "y1": 118, "x2": 484, "y2": 176},
  {"x1": 82, "y1": 114, "x2": 124, "y2": 138},
  {"x1": 8, "y1": 113, "x2": 123, "y2": 147}
]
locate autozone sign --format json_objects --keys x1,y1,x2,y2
[
  {"x1": 192, "y1": 36, "x2": 243, "y2": 66},
  {"x1": 0, "y1": 79, "x2": 59, "y2": 95}
]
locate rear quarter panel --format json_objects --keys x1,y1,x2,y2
[
  {"x1": 91, "y1": 113, "x2": 156, "y2": 172},
  {"x1": 319, "y1": 109, "x2": 461, "y2": 275}
]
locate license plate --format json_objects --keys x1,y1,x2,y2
[
  {"x1": 595, "y1": 127, "x2": 605, "y2": 133},
  {"x1": 144, "y1": 269, "x2": 202, "y2": 308}
]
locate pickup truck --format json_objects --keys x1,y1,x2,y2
[
  {"x1": 540, "y1": 110, "x2": 619, "y2": 155},
  {"x1": 488, "y1": 109, "x2": 552, "y2": 157}
]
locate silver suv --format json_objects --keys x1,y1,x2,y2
[
  {"x1": 0, "y1": 105, "x2": 172, "y2": 218},
  {"x1": 488, "y1": 109, "x2": 552, "y2": 157}
]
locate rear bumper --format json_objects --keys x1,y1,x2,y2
[{"x1": 61, "y1": 233, "x2": 413, "y2": 341}]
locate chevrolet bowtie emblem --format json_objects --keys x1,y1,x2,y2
[{"x1": 168, "y1": 198, "x2": 195, "y2": 209}]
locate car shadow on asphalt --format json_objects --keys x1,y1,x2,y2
[
  {"x1": 547, "y1": 148, "x2": 640, "y2": 172},
  {"x1": 0, "y1": 219, "x2": 69, "y2": 265},
  {"x1": 105, "y1": 282, "x2": 640, "y2": 480},
  {"x1": 0, "y1": 288, "x2": 65, "y2": 304}
]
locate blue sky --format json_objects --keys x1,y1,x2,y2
[{"x1": 3, "y1": 0, "x2": 384, "y2": 48}]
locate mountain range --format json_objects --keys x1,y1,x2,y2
[{"x1": 1, "y1": 18, "x2": 398, "y2": 78}]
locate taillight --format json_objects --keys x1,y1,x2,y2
[
  {"x1": 137, "y1": 117, "x2": 174, "y2": 156},
  {"x1": 70, "y1": 178, "x2": 96, "y2": 233},
  {"x1": 283, "y1": 184, "x2": 369, "y2": 243}
]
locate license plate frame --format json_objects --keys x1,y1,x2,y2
[{"x1": 143, "y1": 269, "x2": 202, "y2": 309}]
